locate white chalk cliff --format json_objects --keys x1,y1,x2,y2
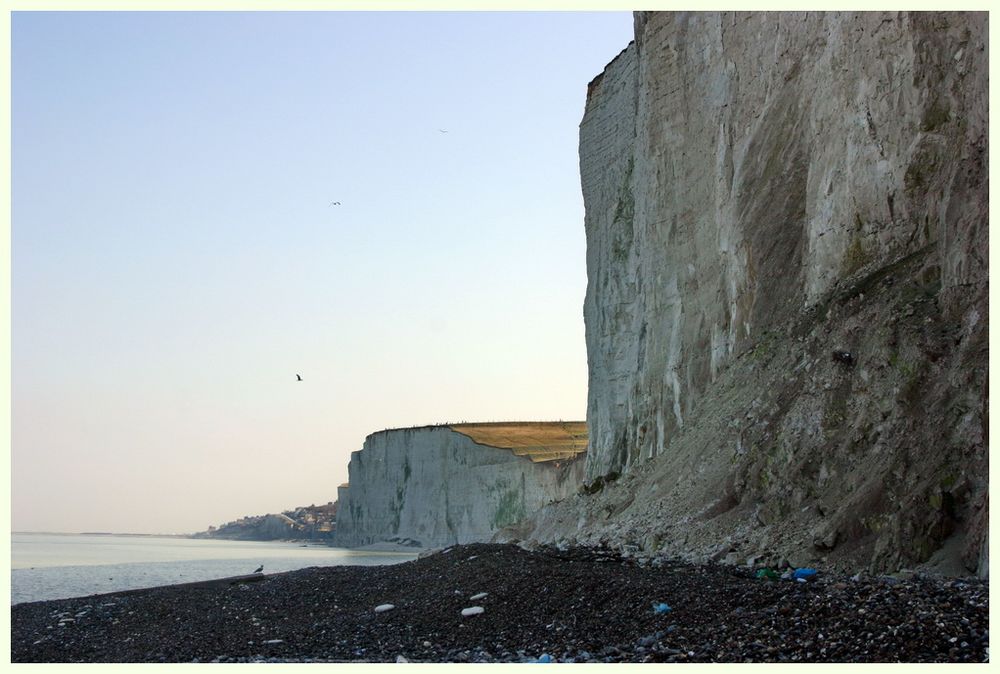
[
  {"x1": 505, "y1": 12, "x2": 987, "y2": 576},
  {"x1": 335, "y1": 425, "x2": 585, "y2": 548}
]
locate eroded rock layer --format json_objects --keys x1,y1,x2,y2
[{"x1": 509, "y1": 11, "x2": 988, "y2": 576}]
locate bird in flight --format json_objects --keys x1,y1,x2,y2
[
  {"x1": 296, "y1": 374, "x2": 303, "y2": 381},
  {"x1": 329, "y1": 201, "x2": 341, "y2": 206},
  {"x1": 253, "y1": 565, "x2": 263, "y2": 574},
  {"x1": 437, "y1": 129, "x2": 448, "y2": 133}
]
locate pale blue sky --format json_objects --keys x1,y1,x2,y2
[{"x1": 12, "y1": 10, "x2": 634, "y2": 534}]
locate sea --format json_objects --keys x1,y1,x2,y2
[{"x1": 10, "y1": 532, "x2": 418, "y2": 605}]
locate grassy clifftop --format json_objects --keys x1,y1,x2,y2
[{"x1": 450, "y1": 422, "x2": 587, "y2": 463}]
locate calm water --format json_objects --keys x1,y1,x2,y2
[{"x1": 11, "y1": 532, "x2": 418, "y2": 605}]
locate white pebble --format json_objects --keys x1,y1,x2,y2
[
  {"x1": 263, "y1": 639, "x2": 283, "y2": 644},
  {"x1": 461, "y1": 606, "x2": 485, "y2": 617},
  {"x1": 396, "y1": 655, "x2": 409, "y2": 663},
  {"x1": 374, "y1": 604, "x2": 395, "y2": 613},
  {"x1": 470, "y1": 592, "x2": 488, "y2": 601}
]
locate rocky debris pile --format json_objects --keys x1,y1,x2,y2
[
  {"x1": 12, "y1": 543, "x2": 988, "y2": 663},
  {"x1": 570, "y1": 10, "x2": 988, "y2": 579}
]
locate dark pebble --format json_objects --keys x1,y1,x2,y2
[{"x1": 11, "y1": 543, "x2": 989, "y2": 663}]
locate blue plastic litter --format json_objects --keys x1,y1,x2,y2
[
  {"x1": 793, "y1": 568, "x2": 818, "y2": 580},
  {"x1": 535, "y1": 654, "x2": 553, "y2": 663},
  {"x1": 652, "y1": 602, "x2": 672, "y2": 614}
]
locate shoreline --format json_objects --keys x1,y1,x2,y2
[
  {"x1": 12, "y1": 542, "x2": 988, "y2": 663},
  {"x1": 11, "y1": 535, "x2": 421, "y2": 606}
]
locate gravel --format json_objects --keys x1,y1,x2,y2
[{"x1": 11, "y1": 542, "x2": 989, "y2": 663}]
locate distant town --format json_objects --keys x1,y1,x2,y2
[{"x1": 192, "y1": 502, "x2": 338, "y2": 543}]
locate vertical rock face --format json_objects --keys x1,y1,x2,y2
[
  {"x1": 584, "y1": 11, "x2": 987, "y2": 478},
  {"x1": 334, "y1": 425, "x2": 585, "y2": 548},
  {"x1": 527, "y1": 11, "x2": 987, "y2": 574}
]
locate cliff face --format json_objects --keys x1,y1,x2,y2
[
  {"x1": 335, "y1": 424, "x2": 585, "y2": 548},
  {"x1": 510, "y1": 12, "x2": 988, "y2": 576}
]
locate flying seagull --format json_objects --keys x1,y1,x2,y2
[
  {"x1": 437, "y1": 129, "x2": 448, "y2": 133},
  {"x1": 329, "y1": 201, "x2": 341, "y2": 206},
  {"x1": 253, "y1": 565, "x2": 263, "y2": 574},
  {"x1": 296, "y1": 374, "x2": 303, "y2": 381}
]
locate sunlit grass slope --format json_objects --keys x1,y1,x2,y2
[{"x1": 449, "y1": 422, "x2": 587, "y2": 463}]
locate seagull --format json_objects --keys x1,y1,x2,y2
[
  {"x1": 437, "y1": 129, "x2": 448, "y2": 133},
  {"x1": 329, "y1": 201, "x2": 341, "y2": 206},
  {"x1": 296, "y1": 374, "x2": 303, "y2": 381},
  {"x1": 253, "y1": 565, "x2": 264, "y2": 574}
]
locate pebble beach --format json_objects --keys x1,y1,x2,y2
[{"x1": 11, "y1": 542, "x2": 989, "y2": 663}]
